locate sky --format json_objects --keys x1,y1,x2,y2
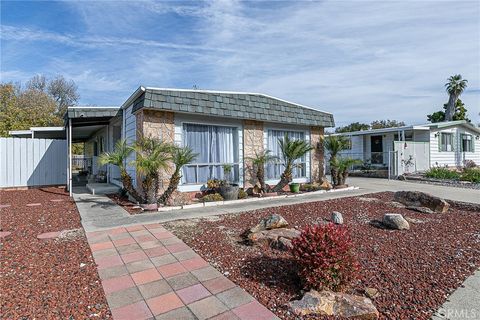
[{"x1": 1, "y1": 0, "x2": 479, "y2": 128}]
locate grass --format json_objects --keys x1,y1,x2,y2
[{"x1": 424, "y1": 167, "x2": 460, "y2": 180}]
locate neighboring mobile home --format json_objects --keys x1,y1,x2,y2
[
  {"x1": 64, "y1": 87, "x2": 334, "y2": 194},
  {"x1": 332, "y1": 120, "x2": 480, "y2": 175}
]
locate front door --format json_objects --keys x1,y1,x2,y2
[{"x1": 370, "y1": 135, "x2": 383, "y2": 164}]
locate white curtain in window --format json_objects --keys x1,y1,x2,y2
[
  {"x1": 266, "y1": 130, "x2": 306, "y2": 180},
  {"x1": 182, "y1": 124, "x2": 237, "y2": 184}
]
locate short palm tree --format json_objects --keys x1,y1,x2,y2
[
  {"x1": 445, "y1": 74, "x2": 468, "y2": 121},
  {"x1": 98, "y1": 139, "x2": 142, "y2": 203},
  {"x1": 158, "y1": 146, "x2": 197, "y2": 205},
  {"x1": 330, "y1": 157, "x2": 362, "y2": 186},
  {"x1": 132, "y1": 136, "x2": 173, "y2": 204},
  {"x1": 247, "y1": 150, "x2": 277, "y2": 192},
  {"x1": 323, "y1": 135, "x2": 350, "y2": 186},
  {"x1": 272, "y1": 135, "x2": 313, "y2": 192}
]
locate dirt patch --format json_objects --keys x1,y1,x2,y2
[
  {"x1": 0, "y1": 187, "x2": 111, "y2": 319},
  {"x1": 165, "y1": 192, "x2": 480, "y2": 320}
]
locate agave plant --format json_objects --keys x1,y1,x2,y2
[
  {"x1": 330, "y1": 157, "x2": 362, "y2": 186},
  {"x1": 272, "y1": 135, "x2": 313, "y2": 192},
  {"x1": 98, "y1": 139, "x2": 143, "y2": 203},
  {"x1": 158, "y1": 146, "x2": 197, "y2": 205},
  {"x1": 132, "y1": 136, "x2": 173, "y2": 205},
  {"x1": 247, "y1": 150, "x2": 278, "y2": 192},
  {"x1": 323, "y1": 135, "x2": 350, "y2": 186}
]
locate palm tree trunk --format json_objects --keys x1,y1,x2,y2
[
  {"x1": 120, "y1": 168, "x2": 142, "y2": 203},
  {"x1": 142, "y1": 175, "x2": 157, "y2": 204},
  {"x1": 272, "y1": 165, "x2": 292, "y2": 192},
  {"x1": 158, "y1": 170, "x2": 181, "y2": 205},
  {"x1": 445, "y1": 94, "x2": 457, "y2": 121},
  {"x1": 257, "y1": 166, "x2": 266, "y2": 192}
]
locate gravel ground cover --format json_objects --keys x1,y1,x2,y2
[
  {"x1": 0, "y1": 187, "x2": 111, "y2": 319},
  {"x1": 106, "y1": 193, "x2": 143, "y2": 214},
  {"x1": 165, "y1": 192, "x2": 480, "y2": 320}
]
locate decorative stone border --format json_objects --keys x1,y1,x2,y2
[{"x1": 157, "y1": 186, "x2": 359, "y2": 212}]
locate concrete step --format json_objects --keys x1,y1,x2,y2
[{"x1": 86, "y1": 183, "x2": 121, "y2": 195}]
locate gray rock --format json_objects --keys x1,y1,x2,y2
[
  {"x1": 407, "y1": 206, "x2": 434, "y2": 214},
  {"x1": 250, "y1": 214, "x2": 288, "y2": 233},
  {"x1": 331, "y1": 211, "x2": 344, "y2": 225},
  {"x1": 394, "y1": 191, "x2": 449, "y2": 213},
  {"x1": 248, "y1": 228, "x2": 300, "y2": 251},
  {"x1": 382, "y1": 213, "x2": 410, "y2": 230},
  {"x1": 289, "y1": 290, "x2": 379, "y2": 319}
]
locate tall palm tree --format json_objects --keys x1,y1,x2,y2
[
  {"x1": 98, "y1": 139, "x2": 142, "y2": 202},
  {"x1": 158, "y1": 146, "x2": 197, "y2": 205},
  {"x1": 247, "y1": 150, "x2": 278, "y2": 192},
  {"x1": 445, "y1": 74, "x2": 468, "y2": 121},
  {"x1": 323, "y1": 135, "x2": 350, "y2": 186},
  {"x1": 132, "y1": 136, "x2": 173, "y2": 204},
  {"x1": 272, "y1": 135, "x2": 313, "y2": 192}
]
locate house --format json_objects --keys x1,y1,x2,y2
[
  {"x1": 331, "y1": 120, "x2": 480, "y2": 175},
  {"x1": 63, "y1": 87, "x2": 334, "y2": 194}
]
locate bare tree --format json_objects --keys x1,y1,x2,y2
[
  {"x1": 26, "y1": 75, "x2": 47, "y2": 92},
  {"x1": 47, "y1": 75, "x2": 79, "y2": 115}
]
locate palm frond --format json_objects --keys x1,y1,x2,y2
[{"x1": 98, "y1": 139, "x2": 132, "y2": 169}]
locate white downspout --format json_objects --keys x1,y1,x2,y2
[{"x1": 69, "y1": 118, "x2": 73, "y2": 197}]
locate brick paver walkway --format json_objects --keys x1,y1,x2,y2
[{"x1": 86, "y1": 223, "x2": 279, "y2": 320}]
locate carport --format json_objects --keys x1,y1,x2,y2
[{"x1": 65, "y1": 107, "x2": 121, "y2": 196}]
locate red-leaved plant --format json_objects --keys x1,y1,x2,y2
[{"x1": 290, "y1": 223, "x2": 359, "y2": 292}]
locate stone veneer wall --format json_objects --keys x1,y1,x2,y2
[
  {"x1": 310, "y1": 126, "x2": 325, "y2": 182},
  {"x1": 243, "y1": 120, "x2": 264, "y2": 188},
  {"x1": 135, "y1": 110, "x2": 175, "y2": 193}
]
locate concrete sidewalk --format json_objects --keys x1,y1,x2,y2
[{"x1": 432, "y1": 269, "x2": 480, "y2": 320}]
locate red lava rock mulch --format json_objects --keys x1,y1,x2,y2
[
  {"x1": 165, "y1": 192, "x2": 480, "y2": 320},
  {"x1": 0, "y1": 187, "x2": 111, "y2": 319},
  {"x1": 106, "y1": 193, "x2": 143, "y2": 214}
]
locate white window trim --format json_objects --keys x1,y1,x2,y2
[
  {"x1": 263, "y1": 125, "x2": 311, "y2": 185},
  {"x1": 175, "y1": 116, "x2": 244, "y2": 192}
]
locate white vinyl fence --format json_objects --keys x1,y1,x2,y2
[{"x1": 0, "y1": 138, "x2": 67, "y2": 188}]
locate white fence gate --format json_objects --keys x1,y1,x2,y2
[
  {"x1": 0, "y1": 137, "x2": 67, "y2": 188},
  {"x1": 394, "y1": 141, "x2": 430, "y2": 175}
]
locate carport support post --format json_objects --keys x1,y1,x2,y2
[{"x1": 69, "y1": 118, "x2": 72, "y2": 197}]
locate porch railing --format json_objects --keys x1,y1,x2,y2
[{"x1": 72, "y1": 155, "x2": 92, "y2": 172}]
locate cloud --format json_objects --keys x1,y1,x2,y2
[{"x1": 1, "y1": 0, "x2": 479, "y2": 126}]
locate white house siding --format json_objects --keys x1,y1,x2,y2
[
  {"x1": 124, "y1": 104, "x2": 137, "y2": 186},
  {"x1": 174, "y1": 113, "x2": 244, "y2": 192},
  {"x1": 429, "y1": 126, "x2": 480, "y2": 167}
]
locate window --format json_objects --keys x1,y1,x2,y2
[
  {"x1": 182, "y1": 123, "x2": 239, "y2": 184},
  {"x1": 461, "y1": 134, "x2": 474, "y2": 152},
  {"x1": 345, "y1": 137, "x2": 352, "y2": 150},
  {"x1": 440, "y1": 133, "x2": 453, "y2": 152},
  {"x1": 266, "y1": 129, "x2": 307, "y2": 180}
]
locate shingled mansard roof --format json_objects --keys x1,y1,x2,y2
[{"x1": 122, "y1": 87, "x2": 335, "y2": 127}]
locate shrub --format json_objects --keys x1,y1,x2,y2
[
  {"x1": 290, "y1": 223, "x2": 359, "y2": 292},
  {"x1": 424, "y1": 167, "x2": 460, "y2": 180},
  {"x1": 207, "y1": 179, "x2": 221, "y2": 189},
  {"x1": 201, "y1": 193, "x2": 224, "y2": 202},
  {"x1": 238, "y1": 189, "x2": 248, "y2": 199},
  {"x1": 460, "y1": 168, "x2": 480, "y2": 183},
  {"x1": 464, "y1": 160, "x2": 477, "y2": 169}
]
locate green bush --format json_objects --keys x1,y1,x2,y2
[
  {"x1": 201, "y1": 193, "x2": 224, "y2": 202},
  {"x1": 238, "y1": 189, "x2": 248, "y2": 199},
  {"x1": 460, "y1": 168, "x2": 480, "y2": 183},
  {"x1": 424, "y1": 167, "x2": 460, "y2": 180}
]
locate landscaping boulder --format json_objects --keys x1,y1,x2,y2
[
  {"x1": 248, "y1": 228, "x2": 300, "y2": 250},
  {"x1": 331, "y1": 211, "x2": 344, "y2": 225},
  {"x1": 250, "y1": 214, "x2": 289, "y2": 233},
  {"x1": 320, "y1": 177, "x2": 333, "y2": 190},
  {"x1": 407, "y1": 206, "x2": 434, "y2": 214},
  {"x1": 289, "y1": 290, "x2": 379, "y2": 319},
  {"x1": 393, "y1": 191, "x2": 449, "y2": 213},
  {"x1": 382, "y1": 213, "x2": 410, "y2": 230}
]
